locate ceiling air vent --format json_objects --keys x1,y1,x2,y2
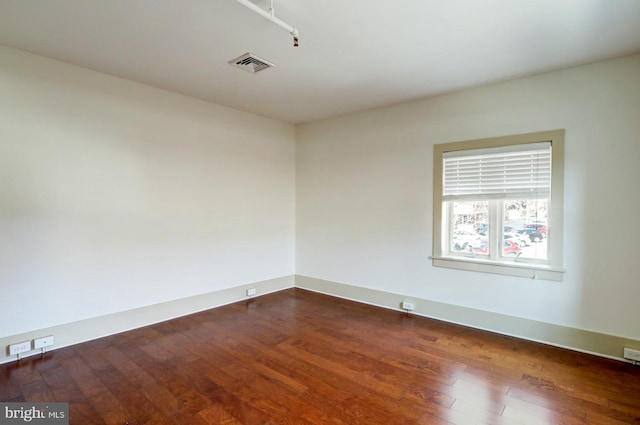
[{"x1": 229, "y1": 53, "x2": 275, "y2": 73}]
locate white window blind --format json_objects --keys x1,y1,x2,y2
[{"x1": 443, "y1": 142, "x2": 551, "y2": 200}]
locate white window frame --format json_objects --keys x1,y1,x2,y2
[{"x1": 432, "y1": 130, "x2": 565, "y2": 281}]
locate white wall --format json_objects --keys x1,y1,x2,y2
[
  {"x1": 297, "y1": 54, "x2": 640, "y2": 341},
  {"x1": 0, "y1": 46, "x2": 296, "y2": 338}
]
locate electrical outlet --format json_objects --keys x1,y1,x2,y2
[
  {"x1": 624, "y1": 347, "x2": 640, "y2": 362},
  {"x1": 34, "y1": 335, "x2": 54, "y2": 349},
  {"x1": 9, "y1": 341, "x2": 31, "y2": 356},
  {"x1": 247, "y1": 288, "x2": 257, "y2": 297},
  {"x1": 402, "y1": 301, "x2": 415, "y2": 311}
]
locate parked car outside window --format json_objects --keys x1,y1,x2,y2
[
  {"x1": 523, "y1": 223, "x2": 547, "y2": 237},
  {"x1": 504, "y1": 233, "x2": 529, "y2": 247},
  {"x1": 518, "y1": 228, "x2": 544, "y2": 243},
  {"x1": 452, "y1": 231, "x2": 482, "y2": 251},
  {"x1": 472, "y1": 240, "x2": 521, "y2": 257}
]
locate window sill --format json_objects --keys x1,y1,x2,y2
[{"x1": 431, "y1": 256, "x2": 565, "y2": 281}]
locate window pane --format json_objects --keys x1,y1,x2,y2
[
  {"x1": 503, "y1": 199, "x2": 548, "y2": 260},
  {"x1": 450, "y1": 201, "x2": 487, "y2": 254}
]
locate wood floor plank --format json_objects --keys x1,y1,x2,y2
[
  {"x1": 61, "y1": 356, "x2": 130, "y2": 425},
  {"x1": 100, "y1": 345, "x2": 156, "y2": 389},
  {"x1": 2, "y1": 288, "x2": 639, "y2": 424},
  {"x1": 502, "y1": 396, "x2": 587, "y2": 425},
  {"x1": 196, "y1": 403, "x2": 244, "y2": 425},
  {"x1": 279, "y1": 341, "x2": 406, "y2": 399},
  {"x1": 507, "y1": 385, "x2": 639, "y2": 425},
  {"x1": 95, "y1": 365, "x2": 168, "y2": 425},
  {"x1": 18, "y1": 378, "x2": 56, "y2": 402},
  {"x1": 0, "y1": 363, "x2": 28, "y2": 401},
  {"x1": 39, "y1": 366, "x2": 80, "y2": 402}
]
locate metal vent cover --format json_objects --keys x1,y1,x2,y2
[{"x1": 229, "y1": 53, "x2": 275, "y2": 73}]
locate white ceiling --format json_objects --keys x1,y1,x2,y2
[{"x1": 1, "y1": 0, "x2": 640, "y2": 124}]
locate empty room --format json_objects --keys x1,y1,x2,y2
[{"x1": 1, "y1": 0, "x2": 640, "y2": 424}]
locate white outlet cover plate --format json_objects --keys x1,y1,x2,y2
[
  {"x1": 402, "y1": 301, "x2": 415, "y2": 311},
  {"x1": 623, "y1": 347, "x2": 640, "y2": 361},
  {"x1": 34, "y1": 335, "x2": 54, "y2": 349},
  {"x1": 9, "y1": 341, "x2": 31, "y2": 355}
]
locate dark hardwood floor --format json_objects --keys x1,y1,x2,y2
[{"x1": 2, "y1": 288, "x2": 639, "y2": 424}]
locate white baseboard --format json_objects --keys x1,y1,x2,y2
[
  {"x1": 1, "y1": 275, "x2": 294, "y2": 364},
  {"x1": 294, "y1": 274, "x2": 640, "y2": 363},
  {"x1": 4, "y1": 273, "x2": 639, "y2": 365}
]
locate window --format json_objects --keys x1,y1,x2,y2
[{"x1": 432, "y1": 130, "x2": 564, "y2": 281}]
